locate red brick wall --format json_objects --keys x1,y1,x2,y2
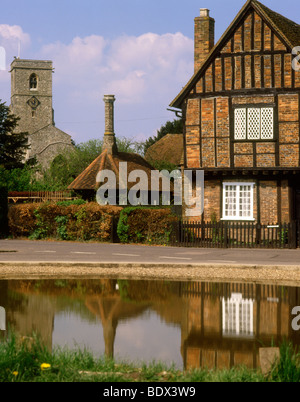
[{"x1": 187, "y1": 178, "x2": 292, "y2": 224}]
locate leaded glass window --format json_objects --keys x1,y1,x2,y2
[
  {"x1": 234, "y1": 107, "x2": 274, "y2": 140},
  {"x1": 234, "y1": 108, "x2": 247, "y2": 140}
]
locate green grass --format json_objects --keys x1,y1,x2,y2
[{"x1": 0, "y1": 334, "x2": 299, "y2": 382}]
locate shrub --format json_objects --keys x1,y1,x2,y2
[
  {"x1": 64, "y1": 203, "x2": 122, "y2": 241},
  {"x1": 8, "y1": 203, "x2": 37, "y2": 237},
  {"x1": 8, "y1": 202, "x2": 122, "y2": 242},
  {"x1": 117, "y1": 206, "x2": 178, "y2": 245}
]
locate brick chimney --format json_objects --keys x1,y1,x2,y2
[
  {"x1": 103, "y1": 94, "x2": 118, "y2": 155},
  {"x1": 194, "y1": 8, "x2": 215, "y2": 73}
]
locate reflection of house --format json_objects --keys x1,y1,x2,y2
[
  {"x1": 4, "y1": 279, "x2": 300, "y2": 371},
  {"x1": 170, "y1": 0, "x2": 300, "y2": 224},
  {"x1": 222, "y1": 293, "x2": 254, "y2": 338},
  {"x1": 180, "y1": 282, "x2": 300, "y2": 370}
]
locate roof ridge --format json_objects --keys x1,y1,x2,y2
[
  {"x1": 253, "y1": 0, "x2": 300, "y2": 27},
  {"x1": 170, "y1": 0, "x2": 300, "y2": 109},
  {"x1": 252, "y1": 0, "x2": 300, "y2": 49}
]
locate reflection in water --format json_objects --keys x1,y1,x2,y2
[
  {"x1": 222, "y1": 293, "x2": 254, "y2": 338},
  {"x1": 1, "y1": 279, "x2": 300, "y2": 370}
]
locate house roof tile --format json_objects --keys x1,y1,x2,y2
[
  {"x1": 145, "y1": 134, "x2": 184, "y2": 167},
  {"x1": 170, "y1": 0, "x2": 300, "y2": 109},
  {"x1": 68, "y1": 150, "x2": 155, "y2": 191}
]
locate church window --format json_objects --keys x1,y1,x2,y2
[{"x1": 29, "y1": 74, "x2": 38, "y2": 90}]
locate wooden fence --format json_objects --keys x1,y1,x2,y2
[
  {"x1": 8, "y1": 191, "x2": 76, "y2": 204},
  {"x1": 171, "y1": 220, "x2": 299, "y2": 249}
]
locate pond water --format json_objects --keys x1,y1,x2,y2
[{"x1": 1, "y1": 278, "x2": 300, "y2": 371}]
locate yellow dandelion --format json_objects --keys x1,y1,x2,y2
[
  {"x1": 40, "y1": 363, "x2": 51, "y2": 371},
  {"x1": 12, "y1": 371, "x2": 18, "y2": 376}
]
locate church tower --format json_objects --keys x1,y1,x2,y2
[
  {"x1": 9, "y1": 58, "x2": 74, "y2": 170},
  {"x1": 10, "y1": 59, "x2": 54, "y2": 134}
]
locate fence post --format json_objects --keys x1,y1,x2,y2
[
  {"x1": 172, "y1": 220, "x2": 181, "y2": 246},
  {"x1": 289, "y1": 221, "x2": 297, "y2": 249},
  {"x1": 178, "y1": 220, "x2": 182, "y2": 244},
  {"x1": 256, "y1": 223, "x2": 261, "y2": 247},
  {"x1": 201, "y1": 217, "x2": 205, "y2": 245},
  {"x1": 223, "y1": 221, "x2": 228, "y2": 248}
]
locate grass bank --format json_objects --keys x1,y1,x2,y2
[{"x1": 0, "y1": 334, "x2": 300, "y2": 382}]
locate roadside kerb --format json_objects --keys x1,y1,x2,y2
[{"x1": 0, "y1": 261, "x2": 300, "y2": 286}]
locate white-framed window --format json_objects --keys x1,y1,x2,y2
[
  {"x1": 234, "y1": 107, "x2": 274, "y2": 140},
  {"x1": 222, "y1": 182, "x2": 254, "y2": 220}
]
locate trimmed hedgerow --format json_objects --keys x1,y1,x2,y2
[
  {"x1": 117, "y1": 206, "x2": 178, "y2": 245},
  {"x1": 8, "y1": 202, "x2": 122, "y2": 242}
]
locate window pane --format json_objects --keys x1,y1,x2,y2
[
  {"x1": 234, "y1": 108, "x2": 247, "y2": 140},
  {"x1": 225, "y1": 185, "x2": 237, "y2": 217},
  {"x1": 247, "y1": 108, "x2": 260, "y2": 140},
  {"x1": 239, "y1": 185, "x2": 252, "y2": 218},
  {"x1": 261, "y1": 107, "x2": 274, "y2": 139}
]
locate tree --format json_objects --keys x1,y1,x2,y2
[
  {"x1": 0, "y1": 100, "x2": 28, "y2": 169},
  {"x1": 31, "y1": 136, "x2": 146, "y2": 191},
  {"x1": 143, "y1": 118, "x2": 183, "y2": 154}
]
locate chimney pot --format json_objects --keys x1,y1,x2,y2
[{"x1": 200, "y1": 8, "x2": 210, "y2": 17}]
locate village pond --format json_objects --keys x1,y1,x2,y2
[{"x1": 1, "y1": 278, "x2": 300, "y2": 371}]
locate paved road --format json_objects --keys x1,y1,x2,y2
[{"x1": 0, "y1": 239, "x2": 300, "y2": 266}]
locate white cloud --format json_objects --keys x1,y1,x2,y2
[
  {"x1": 0, "y1": 24, "x2": 30, "y2": 46},
  {"x1": 42, "y1": 35, "x2": 107, "y2": 77},
  {"x1": 40, "y1": 31, "x2": 193, "y2": 105},
  {"x1": 0, "y1": 27, "x2": 193, "y2": 141},
  {"x1": 0, "y1": 25, "x2": 31, "y2": 102}
]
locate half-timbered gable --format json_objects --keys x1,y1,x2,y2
[{"x1": 170, "y1": 0, "x2": 300, "y2": 225}]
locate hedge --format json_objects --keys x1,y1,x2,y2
[
  {"x1": 8, "y1": 202, "x2": 122, "y2": 242},
  {"x1": 0, "y1": 187, "x2": 8, "y2": 238},
  {"x1": 117, "y1": 206, "x2": 178, "y2": 245},
  {"x1": 8, "y1": 203, "x2": 179, "y2": 245}
]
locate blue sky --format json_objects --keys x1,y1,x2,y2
[{"x1": 0, "y1": 0, "x2": 299, "y2": 145}]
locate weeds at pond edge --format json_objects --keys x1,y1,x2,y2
[{"x1": 0, "y1": 333, "x2": 299, "y2": 382}]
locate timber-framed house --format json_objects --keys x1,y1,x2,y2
[{"x1": 170, "y1": 0, "x2": 300, "y2": 225}]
